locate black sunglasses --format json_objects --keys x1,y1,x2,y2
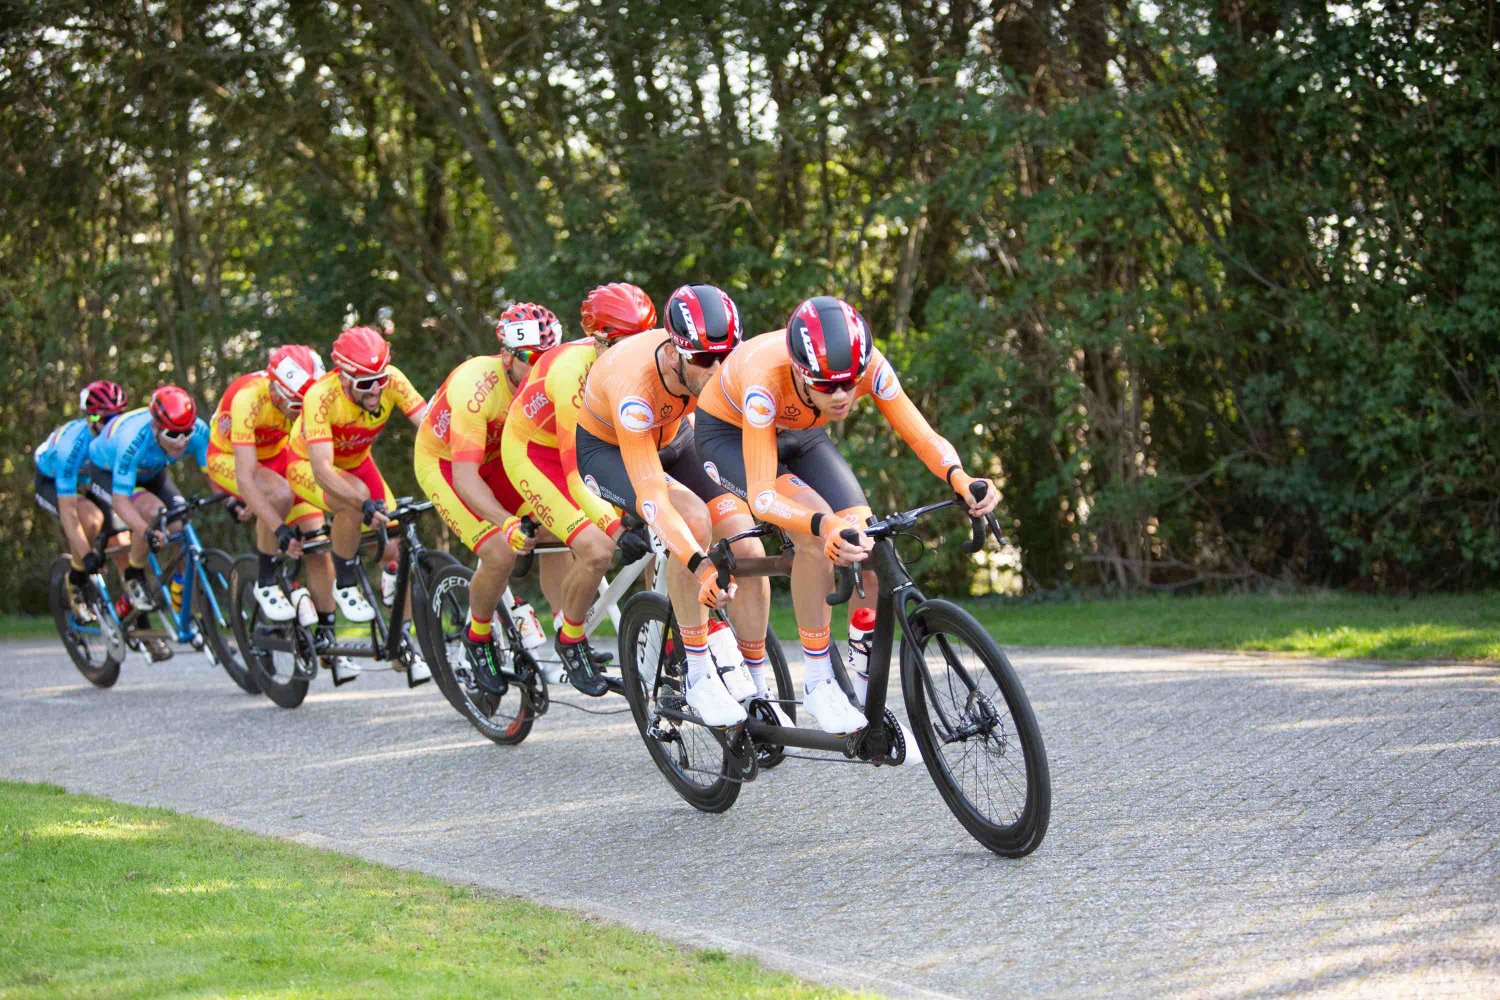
[{"x1": 805, "y1": 375, "x2": 858, "y2": 394}]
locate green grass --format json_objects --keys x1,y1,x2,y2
[
  {"x1": 771, "y1": 590, "x2": 1500, "y2": 663},
  {"x1": 0, "y1": 614, "x2": 54, "y2": 639},
  {"x1": 0, "y1": 781, "x2": 855, "y2": 999}
]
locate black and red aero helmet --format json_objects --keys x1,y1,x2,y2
[
  {"x1": 665, "y1": 284, "x2": 741, "y2": 358},
  {"x1": 786, "y1": 296, "x2": 872, "y2": 383},
  {"x1": 80, "y1": 380, "x2": 127, "y2": 419}
]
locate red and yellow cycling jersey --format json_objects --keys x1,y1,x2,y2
[
  {"x1": 413, "y1": 355, "x2": 518, "y2": 465},
  {"x1": 290, "y1": 366, "x2": 425, "y2": 469},
  {"x1": 209, "y1": 371, "x2": 294, "y2": 461},
  {"x1": 577, "y1": 330, "x2": 706, "y2": 564},
  {"x1": 698, "y1": 331, "x2": 964, "y2": 536},
  {"x1": 508, "y1": 338, "x2": 595, "y2": 476}
]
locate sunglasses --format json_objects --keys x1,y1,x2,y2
[
  {"x1": 509, "y1": 346, "x2": 543, "y2": 364},
  {"x1": 344, "y1": 371, "x2": 390, "y2": 393},
  {"x1": 158, "y1": 427, "x2": 192, "y2": 441},
  {"x1": 679, "y1": 350, "x2": 721, "y2": 369},
  {"x1": 804, "y1": 375, "x2": 858, "y2": 394},
  {"x1": 270, "y1": 383, "x2": 304, "y2": 413}
]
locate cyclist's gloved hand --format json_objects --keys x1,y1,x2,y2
[
  {"x1": 500, "y1": 515, "x2": 534, "y2": 554},
  {"x1": 691, "y1": 555, "x2": 736, "y2": 609},
  {"x1": 275, "y1": 523, "x2": 298, "y2": 552},
  {"x1": 821, "y1": 519, "x2": 871, "y2": 565},
  {"x1": 81, "y1": 551, "x2": 104, "y2": 574},
  {"x1": 615, "y1": 523, "x2": 652, "y2": 563},
  {"x1": 147, "y1": 528, "x2": 168, "y2": 552},
  {"x1": 361, "y1": 498, "x2": 387, "y2": 526}
]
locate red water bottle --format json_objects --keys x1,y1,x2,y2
[{"x1": 846, "y1": 607, "x2": 877, "y2": 708}]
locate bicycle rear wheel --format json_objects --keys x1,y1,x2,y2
[
  {"x1": 196, "y1": 548, "x2": 258, "y2": 694},
  {"x1": 901, "y1": 599, "x2": 1050, "y2": 857},
  {"x1": 48, "y1": 556, "x2": 122, "y2": 688},
  {"x1": 229, "y1": 556, "x2": 312, "y2": 709},
  {"x1": 426, "y1": 564, "x2": 535, "y2": 745},
  {"x1": 618, "y1": 592, "x2": 740, "y2": 813}
]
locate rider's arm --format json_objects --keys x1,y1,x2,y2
[
  {"x1": 619, "y1": 430, "x2": 702, "y2": 567},
  {"x1": 739, "y1": 385, "x2": 843, "y2": 541},
  {"x1": 233, "y1": 444, "x2": 284, "y2": 529},
  {"x1": 110, "y1": 427, "x2": 151, "y2": 537},
  {"x1": 55, "y1": 430, "x2": 93, "y2": 560},
  {"x1": 388, "y1": 367, "x2": 428, "y2": 426},
  {"x1": 451, "y1": 460, "x2": 518, "y2": 527},
  {"x1": 307, "y1": 440, "x2": 370, "y2": 511},
  {"x1": 866, "y1": 356, "x2": 971, "y2": 491},
  {"x1": 552, "y1": 360, "x2": 622, "y2": 536}
]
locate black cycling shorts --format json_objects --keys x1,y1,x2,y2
[
  {"x1": 694, "y1": 410, "x2": 868, "y2": 516},
  {"x1": 90, "y1": 468, "x2": 184, "y2": 511},
  {"x1": 575, "y1": 422, "x2": 728, "y2": 514},
  {"x1": 34, "y1": 469, "x2": 122, "y2": 528}
]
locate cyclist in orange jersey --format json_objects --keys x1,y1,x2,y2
[
  {"x1": 499, "y1": 283, "x2": 659, "y2": 696},
  {"x1": 695, "y1": 295, "x2": 999, "y2": 733},
  {"x1": 206, "y1": 345, "x2": 335, "y2": 624},
  {"x1": 286, "y1": 324, "x2": 431, "y2": 684},
  {"x1": 414, "y1": 302, "x2": 568, "y2": 695},
  {"x1": 575, "y1": 283, "x2": 766, "y2": 728}
]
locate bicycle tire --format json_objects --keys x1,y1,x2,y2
[
  {"x1": 901, "y1": 599, "x2": 1050, "y2": 857},
  {"x1": 196, "y1": 548, "x2": 259, "y2": 694},
  {"x1": 229, "y1": 555, "x2": 311, "y2": 709},
  {"x1": 618, "y1": 592, "x2": 740, "y2": 813},
  {"x1": 48, "y1": 556, "x2": 121, "y2": 688},
  {"x1": 425, "y1": 564, "x2": 535, "y2": 745},
  {"x1": 410, "y1": 550, "x2": 460, "y2": 674}
]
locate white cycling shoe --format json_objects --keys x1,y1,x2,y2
[
  {"x1": 401, "y1": 647, "x2": 432, "y2": 686},
  {"x1": 253, "y1": 583, "x2": 296, "y2": 622},
  {"x1": 685, "y1": 670, "x2": 748, "y2": 727},
  {"x1": 327, "y1": 657, "x2": 361, "y2": 686},
  {"x1": 802, "y1": 679, "x2": 867, "y2": 735},
  {"x1": 334, "y1": 585, "x2": 375, "y2": 623}
]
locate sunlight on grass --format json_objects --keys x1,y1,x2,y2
[{"x1": 0, "y1": 781, "x2": 854, "y2": 999}]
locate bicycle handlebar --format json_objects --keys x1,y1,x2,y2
[{"x1": 154, "y1": 492, "x2": 231, "y2": 531}]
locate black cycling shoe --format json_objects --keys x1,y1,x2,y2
[
  {"x1": 462, "y1": 632, "x2": 508, "y2": 696},
  {"x1": 589, "y1": 647, "x2": 614, "y2": 667},
  {"x1": 555, "y1": 636, "x2": 608, "y2": 696}
]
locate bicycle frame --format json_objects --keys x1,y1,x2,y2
[
  {"x1": 147, "y1": 518, "x2": 220, "y2": 643},
  {"x1": 520, "y1": 530, "x2": 668, "y2": 635}
]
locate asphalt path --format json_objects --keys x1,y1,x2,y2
[{"x1": 3, "y1": 637, "x2": 1497, "y2": 998}]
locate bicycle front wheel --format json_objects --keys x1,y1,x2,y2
[
  {"x1": 901, "y1": 599, "x2": 1050, "y2": 857},
  {"x1": 229, "y1": 556, "x2": 311, "y2": 709},
  {"x1": 426, "y1": 564, "x2": 535, "y2": 745},
  {"x1": 48, "y1": 556, "x2": 121, "y2": 688},
  {"x1": 196, "y1": 548, "x2": 259, "y2": 694},
  {"x1": 618, "y1": 592, "x2": 740, "y2": 813}
]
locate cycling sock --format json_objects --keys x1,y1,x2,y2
[
  {"x1": 317, "y1": 611, "x2": 336, "y2": 630},
  {"x1": 558, "y1": 612, "x2": 585, "y2": 646},
  {"x1": 681, "y1": 622, "x2": 711, "y2": 685},
  {"x1": 799, "y1": 626, "x2": 833, "y2": 690},
  {"x1": 738, "y1": 637, "x2": 769, "y2": 697},
  {"x1": 334, "y1": 555, "x2": 358, "y2": 589},
  {"x1": 125, "y1": 565, "x2": 146, "y2": 582},
  {"x1": 467, "y1": 613, "x2": 493, "y2": 643},
  {"x1": 257, "y1": 552, "x2": 276, "y2": 587},
  {"x1": 67, "y1": 567, "x2": 88, "y2": 589}
]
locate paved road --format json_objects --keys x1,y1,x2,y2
[{"x1": 3, "y1": 637, "x2": 1497, "y2": 998}]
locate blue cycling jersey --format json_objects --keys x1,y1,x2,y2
[
  {"x1": 88, "y1": 407, "x2": 209, "y2": 494},
  {"x1": 35, "y1": 418, "x2": 99, "y2": 498}
]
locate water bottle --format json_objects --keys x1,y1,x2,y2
[
  {"x1": 846, "y1": 607, "x2": 877, "y2": 708},
  {"x1": 291, "y1": 586, "x2": 319, "y2": 627},
  {"x1": 705, "y1": 618, "x2": 742, "y2": 669},
  {"x1": 168, "y1": 572, "x2": 185, "y2": 614},
  {"x1": 512, "y1": 599, "x2": 546, "y2": 650},
  {"x1": 380, "y1": 561, "x2": 398, "y2": 607}
]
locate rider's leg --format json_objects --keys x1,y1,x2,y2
[
  {"x1": 556, "y1": 526, "x2": 612, "y2": 640},
  {"x1": 538, "y1": 552, "x2": 568, "y2": 620},
  {"x1": 712, "y1": 508, "x2": 772, "y2": 696},
  {"x1": 469, "y1": 531, "x2": 518, "y2": 639}
]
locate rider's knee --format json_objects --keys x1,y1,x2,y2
[
  {"x1": 574, "y1": 531, "x2": 614, "y2": 574},
  {"x1": 473, "y1": 533, "x2": 515, "y2": 571},
  {"x1": 678, "y1": 504, "x2": 712, "y2": 547}
]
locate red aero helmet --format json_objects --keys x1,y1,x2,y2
[
  {"x1": 267, "y1": 344, "x2": 325, "y2": 402},
  {"x1": 665, "y1": 284, "x2": 742, "y2": 358},
  {"x1": 580, "y1": 283, "x2": 657, "y2": 341},
  {"x1": 149, "y1": 385, "x2": 197, "y2": 433},
  {"x1": 80, "y1": 380, "x2": 127, "y2": 419},
  {"x1": 330, "y1": 325, "x2": 391, "y2": 377},
  {"x1": 497, "y1": 302, "x2": 563, "y2": 352},
  {"x1": 786, "y1": 296, "x2": 873, "y2": 382}
]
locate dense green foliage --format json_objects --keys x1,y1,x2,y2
[{"x1": 3, "y1": 1, "x2": 1496, "y2": 612}]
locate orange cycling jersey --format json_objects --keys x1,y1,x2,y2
[
  {"x1": 291, "y1": 366, "x2": 425, "y2": 468},
  {"x1": 209, "y1": 371, "x2": 293, "y2": 461},
  {"x1": 414, "y1": 355, "x2": 519, "y2": 464},
  {"x1": 698, "y1": 331, "x2": 965, "y2": 536},
  {"x1": 577, "y1": 330, "x2": 702, "y2": 564}
]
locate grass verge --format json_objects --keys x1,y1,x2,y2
[
  {"x1": 0, "y1": 781, "x2": 854, "y2": 999},
  {"x1": 0, "y1": 615, "x2": 56, "y2": 639},
  {"x1": 771, "y1": 590, "x2": 1500, "y2": 663}
]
